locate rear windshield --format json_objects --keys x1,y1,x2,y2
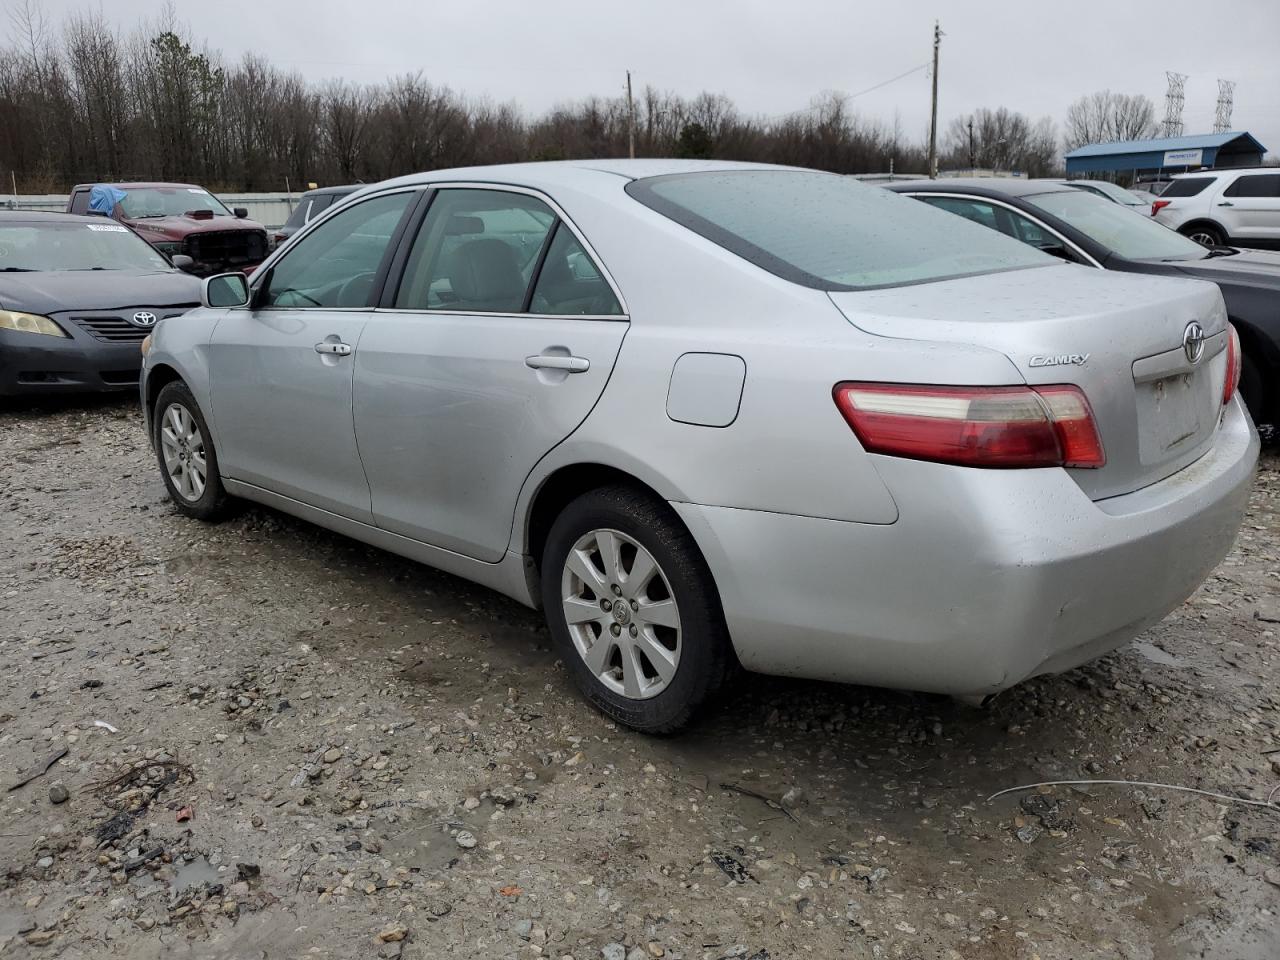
[
  {"x1": 1026, "y1": 189, "x2": 1207, "y2": 261},
  {"x1": 625, "y1": 170, "x2": 1053, "y2": 291},
  {"x1": 1161, "y1": 177, "x2": 1214, "y2": 198}
]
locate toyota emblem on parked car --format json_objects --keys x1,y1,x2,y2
[
  {"x1": 131, "y1": 311, "x2": 158, "y2": 327},
  {"x1": 1182, "y1": 321, "x2": 1205, "y2": 364}
]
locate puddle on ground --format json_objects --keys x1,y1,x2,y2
[
  {"x1": 1132, "y1": 640, "x2": 1186, "y2": 668},
  {"x1": 170, "y1": 856, "x2": 220, "y2": 893}
]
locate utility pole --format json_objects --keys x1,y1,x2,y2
[
  {"x1": 967, "y1": 117, "x2": 975, "y2": 170},
  {"x1": 927, "y1": 21, "x2": 941, "y2": 179},
  {"x1": 626, "y1": 70, "x2": 636, "y2": 160}
]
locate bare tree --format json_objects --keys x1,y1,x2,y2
[{"x1": 1064, "y1": 91, "x2": 1157, "y2": 150}]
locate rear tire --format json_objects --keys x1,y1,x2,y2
[
  {"x1": 1182, "y1": 223, "x2": 1225, "y2": 248},
  {"x1": 1239, "y1": 352, "x2": 1268, "y2": 426},
  {"x1": 540, "y1": 485, "x2": 734, "y2": 733},
  {"x1": 153, "y1": 381, "x2": 233, "y2": 522}
]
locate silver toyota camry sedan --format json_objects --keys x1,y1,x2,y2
[{"x1": 140, "y1": 160, "x2": 1258, "y2": 733}]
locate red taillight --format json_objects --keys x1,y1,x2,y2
[
  {"x1": 1223, "y1": 323, "x2": 1241, "y2": 406},
  {"x1": 833, "y1": 383, "x2": 1106, "y2": 469},
  {"x1": 1151, "y1": 199, "x2": 1171, "y2": 217}
]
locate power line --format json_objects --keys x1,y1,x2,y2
[{"x1": 849, "y1": 62, "x2": 930, "y2": 101}]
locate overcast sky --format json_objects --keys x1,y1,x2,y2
[{"x1": 28, "y1": 0, "x2": 1280, "y2": 156}]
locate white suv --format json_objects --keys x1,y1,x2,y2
[{"x1": 1152, "y1": 168, "x2": 1280, "y2": 249}]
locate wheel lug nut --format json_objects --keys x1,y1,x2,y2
[
  {"x1": 601, "y1": 599, "x2": 612, "y2": 611},
  {"x1": 630, "y1": 600, "x2": 638, "y2": 611},
  {"x1": 611, "y1": 624, "x2": 621, "y2": 637},
  {"x1": 629, "y1": 625, "x2": 637, "y2": 637},
  {"x1": 611, "y1": 584, "x2": 621, "y2": 596}
]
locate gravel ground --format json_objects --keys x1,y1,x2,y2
[{"x1": 1, "y1": 396, "x2": 1277, "y2": 960}]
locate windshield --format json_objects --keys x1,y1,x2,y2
[
  {"x1": 118, "y1": 186, "x2": 232, "y2": 219},
  {"x1": 0, "y1": 222, "x2": 172, "y2": 271},
  {"x1": 1026, "y1": 190, "x2": 1207, "y2": 261},
  {"x1": 626, "y1": 170, "x2": 1053, "y2": 290}
]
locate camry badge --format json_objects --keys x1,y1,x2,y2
[
  {"x1": 131, "y1": 311, "x2": 158, "y2": 327},
  {"x1": 1028, "y1": 353, "x2": 1089, "y2": 368},
  {"x1": 1182, "y1": 321, "x2": 1205, "y2": 364}
]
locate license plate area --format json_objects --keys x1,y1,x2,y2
[{"x1": 1135, "y1": 372, "x2": 1213, "y2": 464}]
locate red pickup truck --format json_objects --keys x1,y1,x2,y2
[{"x1": 67, "y1": 182, "x2": 269, "y2": 277}]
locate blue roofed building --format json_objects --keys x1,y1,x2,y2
[{"x1": 1064, "y1": 131, "x2": 1267, "y2": 176}]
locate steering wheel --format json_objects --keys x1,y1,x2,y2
[{"x1": 335, "y1": 271, "x2": 378, "y2": 308}]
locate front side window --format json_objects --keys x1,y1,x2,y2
[
  {"x1": 627, "y1": 171, "x2": 1052, "y2": 291},
  {"x1": 395, "y1": 189, "x2": 556, "y2": 312},
  {"x1": 261, "y1": 191, "x2": 415, "y2": 308},
  {"x1": 118, "y1": 187, "x2": 232, "y2": 219},
  {"x1": 1026, "y1": 189, "x2": 1206, "y2": 261},
  {"x1": 1223, "y1": 174, "x2": 1280, "y2": 199},
  {"x1": 0, "y1": 222, "x2": 171, "y2": 271}
]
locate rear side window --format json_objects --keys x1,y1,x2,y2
[
  {"x1": 283, "y1": 199, "x2": 313, "y2": 231},
  {"x1": 626, "y1": 171, "x2": 1051, "y2": 291},
  {"x1": 1161, "y1": 177, "x2": 1214, "y2": 198},
  {"x1": 395, "y1": 189, "x2": 556, "y2": 312},
  {"x1": 530, "y1": 224, "x2": 622, "y2": 315},
  {"x1": 68, "y1": 190, "x2": 90, "y2": 216},
  {"x1": 1223, "y1": 174, "x2": 1280, "y2": 198}
]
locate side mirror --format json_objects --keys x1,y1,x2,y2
[
  {"x1": 170, "y1": 254, "x2": 196, "y2": 273},
  {"x1": 202, "y1": 272, "x2": 250, "y2": 308},
  {"x1": 233, "y1": 207, "x2": 249, "y2": 219}
]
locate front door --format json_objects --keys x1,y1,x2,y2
[
  {"x1": 208, "y1": 189, "x2": 419, "y2": 521},
  {"x1": 353, "y1": 187, "x2": 628, "y2": 561},
  {"x1": 1218, "y1": 172, "x2": 1280, "y2": 243}
]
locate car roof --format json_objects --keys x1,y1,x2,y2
[
  {"x1": 1170, "y1": 167, "x2": 1277, "y2": 179},
  {"x1": 370, "y1": 158, "x2": 801, "y2": 194},
  {"x1": 71, "y1": 182, "x2": 204, "y2": 190},
  {"x1": 880, "y1": 177, "x2": 1076, "y2": 199},
  {"x1": 0, "y1": 210, "x2": 109, "y2": 224},
  {"x1": 303, "y1": 185, "x2": 361, "y2": 196}
]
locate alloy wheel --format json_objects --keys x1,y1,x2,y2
[
  {"x1": 560, "y1": 528, "x2": 682, "y2": 700},
  {"x1": 159, "y1": 402, "x2": 208, "y2": 502}
]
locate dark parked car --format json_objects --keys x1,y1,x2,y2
[
  {"x1": 272, "y1": 185, "x2": 361, "y2": 247},
  {"x1": 66, "y1": 182, "x2": 269, "y2": 276},
  {"x1": 884, "y1": 178, "x2": 1280, "y2": 427},
  {"x1": 0, "y1": 211, "x2": 200, "y2": 396}
]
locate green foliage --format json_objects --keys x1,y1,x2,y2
[{"x1": 676, "y1": 122, "x2": 714, "y2": 159}]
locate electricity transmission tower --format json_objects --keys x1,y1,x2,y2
[
  {"x1": 1213, "y1": 79, "x2": 1236, "y2": 133},
  {"x1": 1162, "y1": 72, "x2": 1187, "y2": 138}
]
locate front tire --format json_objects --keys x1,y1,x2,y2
[
  {"x1": 541, "y1": 485, "x2": 734, "y2": 733},
  {"x1": 153, "y1": 381, "x2": 233, "y2": 522}
]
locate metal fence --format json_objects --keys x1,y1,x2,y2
[{"x1": 2, "y1": 192, "x2": 298, "y2": 229}]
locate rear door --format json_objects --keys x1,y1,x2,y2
[
  {"x1": 353, "y1": 185, "x2": 628, "y2": 562},
  {"x1": 208, "y1": 188, "x2": 420, "y2": 520},
  {"x1": 1218, "y1": 173, "x2": 1280, "y2": 243}
]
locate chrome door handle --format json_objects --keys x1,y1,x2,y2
[
  {"x1": 315, "y1": 341, "x2": 353, "y2": 356},
  {"x1": 526, "y1": 354, "x2": 589, "y2": 373}
]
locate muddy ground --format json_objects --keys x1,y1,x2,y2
[{"x1": 0, "y1": 396, "x2": 1277, "y2": 960}]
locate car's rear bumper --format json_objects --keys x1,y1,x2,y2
[
  {"x1": 0, "y1": 327, "x2": 145, "y2": 397},
  {"x1": 674, "y1": 396, "x2": 1259, "y2": 697}
]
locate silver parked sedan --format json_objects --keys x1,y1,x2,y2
[{"x1": 140, "y1": 160, "x2": 1258, "y2": 733}]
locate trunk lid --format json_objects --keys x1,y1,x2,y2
[{"x1": 829, "y1": 264, "x2": 1230, "y2": 500}]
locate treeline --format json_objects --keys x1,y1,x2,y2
[{"x1": 0, "y1": 7, "x2": 1066, "y2": 193}]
